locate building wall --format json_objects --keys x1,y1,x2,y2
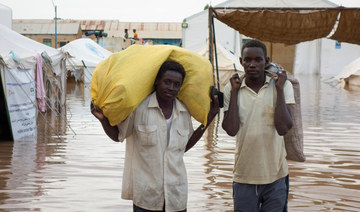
[
  {"x1": 13, "y1": 19, "x2": 182, "y2": 49},
  {"x1": 12, "y1": 20, "x2": 83, "y2": 48},
  {"x1": 25, "y1": 34, "x2": 80, "y2": 48}
]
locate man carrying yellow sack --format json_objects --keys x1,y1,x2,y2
[{"x1": 91, "y1": 61, "x2": 219, "y2": 212}]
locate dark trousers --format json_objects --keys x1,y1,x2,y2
[
  {"x1": 233, "y1": 175, "x2": 289, "y2": 212},
  {"x1": 133, "y1": 204, "x2": 186, "y2": 212}
]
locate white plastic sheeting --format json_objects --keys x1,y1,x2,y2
[
  {"x1": 0, "y1": 3, "x2": 12, "y2": 29},
  {"x1": 0, "y1": 24, "x2": 67, "y2": 140},
  {"x1": 335, "y1": 56, "x2": 360, "y2": 87},
  {"x1": 60, "y1": 38, "x2": 112, "y2": 83},
  {"x1": 0, "y1": 24, "x2": 64, "y2": 75},
  {"x1": 196, "y1": 42, "x2": 243, "y2": 91}
]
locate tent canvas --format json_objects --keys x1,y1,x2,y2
[
  {"x1": 335, "y1": 56, "x2": 360, "y2": 87},
  {"x1": 182, "y1": 0, "x2": 360, "y2": 77},
  {"x1": 0, "y1": 24, "x2": 66, "y2": 107},
  {"x1": 0, "y1": 3, "x2": 12, "y2": 28},
  {"x1": 196, "y1": 42, "x2": 243, "y2": 91},
  {"x1": 60, "y1": 38, "x2": 112, "y2": 83},
  {"x1": 0, "y1": 24, "x2": 66, "y2": 140}
]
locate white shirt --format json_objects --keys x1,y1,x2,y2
[
  {"x1": 224, "y1": 76, "x2": 295, "y2": 184},
  {"x1": 117, "y1": 92, "x2": 194, "y2": 211}
]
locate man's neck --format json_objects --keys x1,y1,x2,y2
[
  {"x1": 156, "y1": 95, "x2": 174, "y2": 119},
  {"x1": 245, "y1": 74, "x2": 266, "y2": 94}
]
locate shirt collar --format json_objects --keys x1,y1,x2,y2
[
  {"x1": 240, "y1": 75, "x2": 272, "y2": 88},
  {"x1": 148, "y1": 92, "x2": 187, "y2": 113}
]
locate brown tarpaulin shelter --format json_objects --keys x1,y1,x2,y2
[
  {"x1": 207, "y1": 6, "x2": 360, "y2": 77},
  {"x1": 210, "y1": 7, "x2": 360, "y2": 45}
]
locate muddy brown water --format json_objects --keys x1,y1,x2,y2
[{"x1": 1, "y1": 75, "x2": 360, "y2": 211}]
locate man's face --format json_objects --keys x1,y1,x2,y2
[
  {"x1": 240, "y1": 47, "x2": 269, "y2": 80},
  {"x1": 155, "y1": 70, "x2": 183, "y2": 102}
]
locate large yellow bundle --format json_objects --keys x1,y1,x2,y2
[{"x1": 91, "y1": 44, "x2": 213, "y2": 126}]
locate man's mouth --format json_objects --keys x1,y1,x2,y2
[
  {"x1": 247, "y1": 70, "x2": 258, "y2": 75},
  {"x1": 164, "y1": 92, "x2": 175, "y2": 98}
]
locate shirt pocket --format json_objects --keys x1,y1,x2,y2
[
  {"x1": 265, "y1": 106, "x2": 275, "y2": 126},
  {"x1": 175, "y1": 128, "x2": 189, "y2": 150},
  {"x1": 136, "y1": 125, "x2": 158, "y2": 146}
]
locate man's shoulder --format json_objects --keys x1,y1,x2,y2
[{"x1": 175, "y1": 97, "x2": 190, "y2": 113}]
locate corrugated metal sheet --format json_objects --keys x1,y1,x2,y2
[
  {"x1": 103, "y1": 21, "x2": 182, "y2": 39},
  {"x1": 13, "y1": 22, "x2": 80, "y2": 35}
]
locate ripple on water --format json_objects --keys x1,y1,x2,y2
[{"x1": 1, "y1": 77, "x2": 360, "y2": 211}]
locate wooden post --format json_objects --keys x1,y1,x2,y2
[{"x1": 208, "y1": 7, "x2": 215, "y2": 86}]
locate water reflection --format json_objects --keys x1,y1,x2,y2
[{"x1": 0, "y1": 75, "x2": 359, "y2": 211}]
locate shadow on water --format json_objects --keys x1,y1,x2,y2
[{"x1": 0, "y1": 76, "x2": 360, "y2": 211}]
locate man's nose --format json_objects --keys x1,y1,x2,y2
[
  {"x1": 249, "y1": 62, "x2": 256, "y2": 67},
  {"x1": 169, "y1": 83, "x2": 176, "y2": 90}
]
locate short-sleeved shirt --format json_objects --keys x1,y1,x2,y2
[
  {"x1": 224, "y1": 75, "x2": 295, "y2": 184},
  {"x1": 117, "y1": 92, "x2": 194, "y2": 211}
]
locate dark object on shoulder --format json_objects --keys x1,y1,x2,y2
[{"x1": 210, "y1": 86, "x2": 224, "y2": 108}]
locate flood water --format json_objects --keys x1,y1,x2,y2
[{"x1": 1, "y1": 75, "x2": 360, "y2": 211}]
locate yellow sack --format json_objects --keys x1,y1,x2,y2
[{"x1": 91, "y1": 44, "x2": 213, "y2": 126}]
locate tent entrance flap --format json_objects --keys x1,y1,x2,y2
[{"x1": 0, "y1": 73, "x2": 13, "y2": 141}]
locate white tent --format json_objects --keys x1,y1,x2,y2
[
  {"x1": 0, "y1": 3, "x2": 12, "y2": 28},
  {"x1": 196, "y1": 42, "x2": 243, "y2": 91},
  {"x1": 294, "y1": 38, "x2": 360, "y2": 77},
  {"x1": 60, "y1": 38, "x2": 112, "y2": 83},
  {"x1": 0, "y1": 24, "x2": 66, "y2": 140},
  {"x1": 335, "y1": 57, "x2": 360, "y2": 87},
  {"x1": 182, "y1": 0, "x2": 360, "y2": 77}
]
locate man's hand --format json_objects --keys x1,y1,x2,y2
[
  {"x1": 230, "y1": 73, "x2": 241, "y2": 92},
  {"x1": 208, "y1": 95, "x2": 220, "y2": 121},
  {"x1": 275, "y1": 70, "x2": 288, "y2": 90},
  {"x1": 90, "y1": 101, "x2": 105, "y2": 121}
]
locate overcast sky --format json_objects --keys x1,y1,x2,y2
[
  {"x1": 0, "y1": 0, "x2": 223, "y2": 22},
  {"x1": 1, "y1": 0, "x2": 359, "y2": 22}
]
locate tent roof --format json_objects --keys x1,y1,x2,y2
[
  {"x1": 335, "y1": 57, "x2": 360, "y2": 79},
  {"x1": 196, "y1": 42, "x2": 243, "y2": 72},
  {"x1": 210, "y1": 0, "x2": 360, "y2": 45},
  {"x1": 0, "y1": 24, "x2": 61, "y2": 58},
  {"x1": 185, "y1": 0, "x2": 337, "y2": 21},
  {"x1": 60, "y1": 38, "x2": 112, "y2": 68},
  {"x1": 224, "y1": 0, "x2": 337, "y2": 7}
]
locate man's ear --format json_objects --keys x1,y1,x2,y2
[
  {"x1": 239, "y1": 57, "x2": 243, "y2": 66},
  {"x1": 265, "y1": 56, "x2": 270, "y2": 65}
]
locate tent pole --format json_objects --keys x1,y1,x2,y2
[
  {"x1": 208, "y1": 7, "x2": 216, "y2": 87},
  {"x1": 212, "y1": 15, "x2": 220, "y2": 91},
  {"x1": 208, "y1": 7, "x2": 214, "y2": 66}
]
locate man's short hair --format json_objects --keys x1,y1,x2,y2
[
  {"x1": 241, "y1": 39, "x2": 267, "y2": 58},
  {"x1": 155, "y1": 60, "x2": 186, "y2": 85}
]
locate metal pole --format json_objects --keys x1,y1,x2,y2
[{"x1": 55, "y1": 5, "x2": 57, "y2": 48}]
